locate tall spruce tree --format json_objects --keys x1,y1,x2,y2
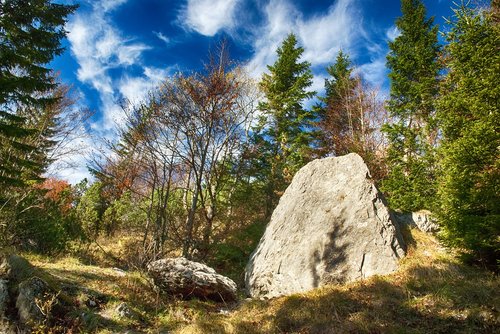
[
  {"x1": 0, "y1": 0, "x2": 77, "y2": 188},
  {"x1": 316, "y1": 50, "x2": 358, "y2": 157},
  {"x1": 316, "y1": 51, "x2": 389, "y2": 183},
  {"x1": 382, "y1": 0, "x2": 441, "y2": 212},
  {"x1": 436, "y1": 2, "x2": 499, "y2": 264},
  {"x1": 253, "y1": 33, "x2": 315, "y2": 217},
  {"x1": 1, "y1": 0, "x2": 77, "y2": 250}
]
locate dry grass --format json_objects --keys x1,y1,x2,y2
[
  {"x1": 19, "y1": 228, "x2": 500, "y2": 333},
  {"x1": 170, "y1": 229, "x2": 499, "y2": 334}
]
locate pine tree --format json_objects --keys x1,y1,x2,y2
[
  {"x1": 316, "y1": 50, "x2": 358, "y2": 157},
  {"x1": 436, "y1": 2, "x2": 499, "y2": 264},
  {"x1": 0, "y1": 0, "x2": 77, "y2": 188},
  {"x1": 252, "y1": 33, "x2": 315, "y2": 217},
  {"x1": 382, "y1": 0, "x2": 441, "y2": 212},
  {"x1": 316, "y1": 51, "x2": 389, "y2": 182}
]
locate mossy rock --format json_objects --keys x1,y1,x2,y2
[
  {"x1": 0, "y1": 253, "x2": 74, "y2": 310},
  {"x1": 0, "y1": 254, "x2": 36, "y2": 284}
]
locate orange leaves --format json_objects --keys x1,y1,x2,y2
[{"x1": 37, "y1": 178, "x2": 73, "y2": 213}]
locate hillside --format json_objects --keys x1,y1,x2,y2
[{"x1": 5, "y1": 227, "x2": 497, "y2": 334}]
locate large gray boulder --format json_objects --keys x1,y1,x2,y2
[
  {"x1": 147, "y1": 257, "x2": 237, "y2": 302},
  {"x1": 245, "y1": 153, "x2": 406, "y2": 298}
]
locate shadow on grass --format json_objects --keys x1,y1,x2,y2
[
  {"x1": 398, "y1": 222, "x2": 417, "y2": 250},
  {"x1": 263, "y1": 263, "x2": 496, "y2": 333}
]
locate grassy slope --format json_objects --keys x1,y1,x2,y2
[{"x1": 25, "y1": 228, "x2": 499, "y2": 334}]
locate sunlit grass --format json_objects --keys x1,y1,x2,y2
[
  {"x1": 18, "y1": 227, "x2": 499, "y2": 333},
  {"x1": 169, "y1": 228, "x2": 499, "y2": 334}
]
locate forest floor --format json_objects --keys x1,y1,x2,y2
[{"x1": 22, "y1": 228, "x2": 499, "y2": 334}]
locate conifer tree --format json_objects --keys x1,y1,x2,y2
[
  {"x1": 382, "y1": 0, "x2": 441, "y2": 212},
  {"x1": 0, "y1": 0, "x2": 77, "y2": 188},
  {"x1": 253, "y1": 33, "x2": 315, "y2": 217},
  {"x1": 436, "y1": 2, "x2": 499, "y2": 264},
  {"x1": 0, "y1": 0, "x2": 77, "y2": 250},
  {"x1": 316, "y1": 51, "x2": 389, "y2": 182},
  {"x1": 316, "y1": 50, "x2": 364, "y2": 157}
]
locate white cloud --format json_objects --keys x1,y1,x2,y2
[
  {"x1": 386, "y1": 26, "x2": 400, "y2": 42},
  {"x1": 355, "y1": 26, "x2": 400, "y2": 90},
  {"x1": 357, "y1": 57, "x2": 387, "y2": 88},
  {"x1": 154, "y1": 31, "x2": 170, "y2": 44},
  {"x1": 53, "y1": 164, "x2": 93, "y2": 185},
  {"x1": 181, "y1": 0, "x2": 239, "y2": 36},
  {"x1": 63, "y1": 0, "x2": 167, "y2": 184},
  {"x1": 118, "y1": 76, "x2": 151, "y2": 105},
  {"x1": 96, "y1": 0, "x2": 128, "y2": 12},
  {"x1": 299, "y1": 0, "x2": 362, "y2": 65},
  {"x1": 246, "y1": 0, "x2": 363, "y2": 79},
  {"x1": 310, "y1": 74, "x2": 326, "y2": 96},
  {"x1": 245, "y1": 0, "x2": 297, "y2": 78},
  {"x1": 47, "y1": 141, "x2": 93, "y2": 185},
  {"x1": 119, "y1": 66, "x2": 173, "y2": 104},
  {"x1": 46, "y1": 122, "x2": 95, "y2": 185},
  {"x1": 67, "y1": 14, "x2": 149, "y2": 92},
  {"x1": 67, "y1": 2, "x2": 151, "y2": 134},
  {"x1": 244, "y1": 0, "x2": 392, "y2": 99},
  {"x1": 144, "y1": 66, "x2": 172, "y2": 82}
]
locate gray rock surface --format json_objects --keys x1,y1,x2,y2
[
  {"x1": 115, "y1": 302, "x2": 137, "y2": 319},
  {"x1": 16, "y1": 277, "x2": 53, "y2": 324},
  {"x1": 0, "y1": 254, "x2": 36, "y2": 284},
  {"x1": 393, "y1": 210, "x2": 439, "y2": 233},
  {"x1": 0, "y1": 279, "x2": 7, "y2": 317},
  {"x1": 147, "y1": 257, "x2": 237, "y2": 302},
  {"x1": 245, "y1": 153, "x2": 406, "y2": 298}
]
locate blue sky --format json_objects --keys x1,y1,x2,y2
[{"x1": 50, "y1": 0, "x2": 454, "y2": 183}]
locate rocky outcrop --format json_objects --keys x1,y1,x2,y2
[
  {"x1": 245, "y1": 153, "x2": 406, "y2": 298},
  {"x1": 0, "y1": 254, "x2": 36, "y2": 285},
  {"x1": 0, "y1": 254, "x2": 68, "y2": 328},
  {"x1": 393, "y1": 210, "x2": 439, "y2": 233},
  {"x1": 16, "y1": 277, "x2": 54, "y2": 324},
  {"x1": 147, "y1": 257, "x2": 237, "y2": 302}
]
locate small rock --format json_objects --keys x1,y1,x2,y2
[
  {"x1": 0, "y1": 279, "x2": 8, "y2": 317},
  {"x1": 81, "y1": 288, "x2": 107, "y2": 309},
  {"x1": 147, "y1": 258, "x2": 238, "y2": 302},
  {"x1": 393, "y1": 210, "x2": 440, "y2": 233},
  {"x1": 112, "y1": 268, "x2": 127, "y2": 277},
  {"x1": 219, "y1": 309, "x2": 230, "y2": 316},
  {"x1": 0, "y1": 255, "x2": 34, "y2": 284},
  {"x1": 115, "y1": 302, "x2": 136, "y2": 319}
]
